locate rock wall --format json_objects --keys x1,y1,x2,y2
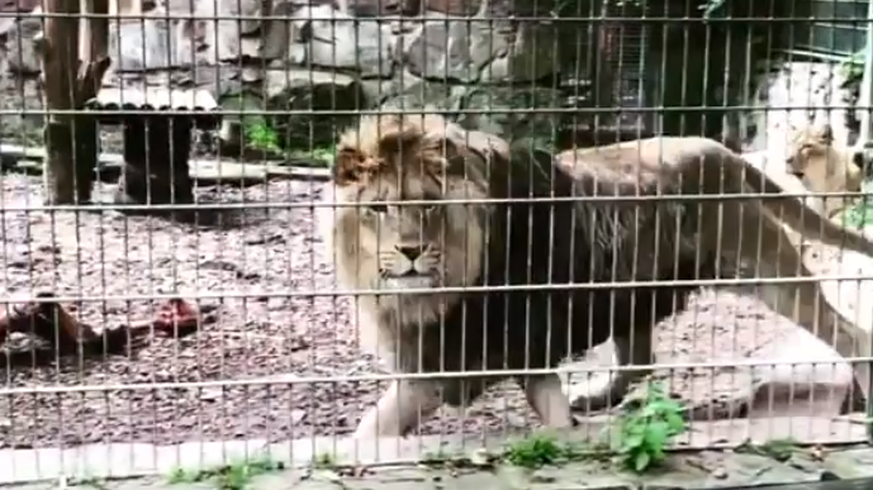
[
  {"x1": 3, "y1": 0, "x2": 860, "y2": 158},
  {"x1": 1, "y1": 0, "x2": 582, "y2": 151}
]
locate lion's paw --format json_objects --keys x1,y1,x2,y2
[{"x1": 563, "y1": 372, "x2": 619, "y2": 413}]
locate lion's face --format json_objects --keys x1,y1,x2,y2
[
  {"x1": 351, "y1": 183, "x2": 469, "y2": 294},
  {"x1": 324, "y1": 114, "x2": 499, "y2": 325},
  {"x1": 785, "y1": 124, "x2": 864, "y2": 192}
]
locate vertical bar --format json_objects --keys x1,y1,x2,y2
[
  {"x1": 856, "y1": 0, "x2": 873, "y2": 146},
  {"x1": 860, "y1": 0, "x2": 873, "y2": 445}
]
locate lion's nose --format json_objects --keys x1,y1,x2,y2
[{"x1": 396, "y1": 244, "x2": 425, "y2": 261}]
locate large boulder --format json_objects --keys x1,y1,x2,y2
[
  {"x1": 396, "y1": 11, "x2": 559, "y2": 84},
  {"x1": 268, "y1": 71, "x2": 367, "y2": 151},
  {"x1": 379, "y1": 73, "x2": 564, "y2": 146},
  {"x1": 457, "y1": 85, "x2": 563, "y2": 148}
]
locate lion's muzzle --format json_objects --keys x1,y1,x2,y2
[{"x1": 378, "y1": 245, "x2": 441, "y2": 290}]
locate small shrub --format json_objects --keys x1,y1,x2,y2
[
  {"x1": 614, "y1": 382, "x2": 687, "y2": 473},
  {"x1": 244, "y1": 120, "x2": 282, "y2": 153},
  {"x1": 168, "y1": 456, "x2": 283, "y2": 490},
  {"x1": 503, "y1": 433, "x2": 579, "y2": 468},
  {"x1": 312, "y1": 452, "x2": 336, "y2": 469}
]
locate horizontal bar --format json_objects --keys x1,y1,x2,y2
[
  {"x1": 0, "y1": 357, "x2": 867, "y2": 396},
  {"x1": 0, "y1": 192, "x2": 868, "y2": 213},
  {"x1": 2, "y1": 273, "x2": 873, "y2": 304},
  {"x1": 6, "y1": 105, "x2": 873, "y2": 117},
  {"x1": 4, "y1": 13, "x2": 873, "y2": 22}
]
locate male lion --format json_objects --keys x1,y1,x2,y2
[
  {"x1": 321, "y1": 114, "x2": 873, "y2": 438},
  {"x1": 785, "y1": 124, "x2": 865, "y2": 218}
]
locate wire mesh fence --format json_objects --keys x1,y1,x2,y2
[{"x1": 1, "y1": 0, "x2": 873, "y2": 481}]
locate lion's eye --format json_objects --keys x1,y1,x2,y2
[{"x1": 368, "y1": 203, "x2": 389, "y2": 214}]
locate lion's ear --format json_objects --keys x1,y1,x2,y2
[
  {"x1": 333, "y1": 149, "x2": 367, "y2": 185},
  {"x1": 814, "y1": 124, "x2": 834, "y2": 143}
]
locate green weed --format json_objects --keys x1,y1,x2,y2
[
  {"x1": 613, "y1": 382, "x2": 688, "y2": 473},
  {"x1": 242, "y1": 118, "x2": 334, "y2": 167},
  {"x1": 503, "y1": 432, "x2": 585, "y2": 469},
  {"x1": 841, "y1": 198, "x2": 873, "y2": 228},
  {"x1": 312, "y1": 452, "x2": 337, "y2": 469},
  {"x1": 244, "y1": 120, "x2": 282, "y2": 154},
  {"x1": 168, "y1": 456, "x2": 284, "y2": 490}
]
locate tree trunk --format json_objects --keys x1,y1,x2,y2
[
  {"x1": 43, "y1": 117, "x2": 100, "y2": 204},
  {"x1": 38, "y1": 0, "x2": 109, "y2": 205}
]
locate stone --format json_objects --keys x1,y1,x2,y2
[
  {"x1": 457, "y1": 85, "x2": 563, "y2": 146},
  {"x1": 397, "y1": 9, "x2": 559, "y2": 83},
  {"x1": 447, "y1": 470, "x2": 509, "y2": 490},
  {"x1": 705, "y1": 453, "x2": 825, "y2": 488},
  {"x1": 300, "y1": 5, "x2": 394, "y2": 78},
  {"x1": 378, "y1": 76, "x2": 564, "y2": 145},
  {"x1": 0, "y1": 0, "x2": 39, "y2": 37},
  {"x1": 822, "y1": 448, "x2": 873, "y2": 478},
  {"x1": 379, "y1": 74, "x2": 467, "y2": 113},
  {"x1": 3, "y1": 13, "x2": 41, "y2": 75},
  {"x1": 164, "y1": 0, "x2": 246, "y2": 63},
  {"x1": 262, "y1": 69, "x2": 368, "y2": 151},
  {"x1": 109, "y1": 18, "x2": 175, "y2": 72}
]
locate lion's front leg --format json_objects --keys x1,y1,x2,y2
[
  {"x1": 568, "y1": 330, "x2": 653, "y2": 412},
  {"x1": 516, "y1": 373, "x2": 575, "y2": 428},
  {"x1": 353, "y1": 379, "x2": 443, "y2": 439}
]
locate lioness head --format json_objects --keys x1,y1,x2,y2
[
  {"x1": 324, "y1": 114, "x2": 508, "y2": 325},
  {"x1": 785, "y1": 124, "x2": 864, "y2": 192}
]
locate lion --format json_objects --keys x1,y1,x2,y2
[
  {"x1": 319, "y1": 113, "x2": 873, "y2": 438},
  {"x1": 785, "y1": 124, "x2": 865, "y2": 218}
]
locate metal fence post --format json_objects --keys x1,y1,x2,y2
[
  {"x1": 857, "y1": 0, "x2": 873, "y2": 147},
  {"x1": 859, "y1": 0, "x2": 873, "y2": 445}
]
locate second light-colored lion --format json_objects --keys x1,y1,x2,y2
[{"x1": 786, "y1": 124, "x2": 865, "y2": 218}]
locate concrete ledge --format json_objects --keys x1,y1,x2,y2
[{"x1": 0, "y1": 416, "x2": 866, "y2": 484}]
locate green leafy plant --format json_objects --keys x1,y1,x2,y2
[
  {"x1": 839, "y1": 181, "x2": 873, "y2": 229},
  {"x1": 244, "y1": 120, "x2": 282, "y2": 154},
  {"x1": 840, "y1": 200, "x2": 873, "y2": 228},
  {"x1": 168, "y1": 456, "x2": 283, "y2": 490},
  {"x1": 841, "y1": 49, "x2": 867, "y2": 83},
  {"x1": 614, "y1": 382, "x2": 688, "y2": 473},
  {"x1": 312, "y1": 452, "x2": 336, "y2": 469},
  {"x1": 502, "y1": 432, "x2": 588, "y2": 469}
]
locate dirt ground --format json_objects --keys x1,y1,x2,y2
[{"x1": 0, "y1": 170, "x2": 823, "y2": 450}]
